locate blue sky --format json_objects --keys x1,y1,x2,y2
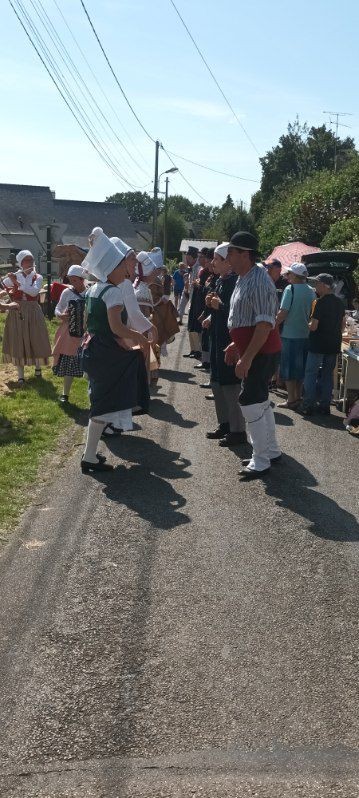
[{"x1": 2, "y1": 0, "x2": 358, "y2": 210}]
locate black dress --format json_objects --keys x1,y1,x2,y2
[{"x1": 210, "y1": 273, "x2": 240, "y2": 385}]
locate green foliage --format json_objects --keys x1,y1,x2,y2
[
  {"x1": 204, "y1": 196, "x2": 256, "y2": 242},
  {"x1": 258, "y1": 155, "x2": 359, "y2": 255},
  {"x1": 166, "y1": 257, "x2": 180, "y2": 273},
  {"x1": 157, "y1": 208, "x2": 187, "y2": 258},
  {"x1": 106, "y1": 191, "x2": 155, "y2": 222},
  {"x1": 321, "y1": 217, "x2": 359, "y2": 250},
  {"x1": 259, "y1": 117, "x2": 355, "y2": 204}
]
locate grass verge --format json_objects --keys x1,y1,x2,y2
[{"x1": 0, "y1": 316, "x2": 89, "y2": 535}]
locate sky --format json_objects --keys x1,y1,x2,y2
[{"x1": 2, "y1": 0, "x2": 359, "y2": 212}]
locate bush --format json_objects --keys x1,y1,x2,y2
[
  {"x1": 258, "y1": 155, "x2": 359, "y2": 255},
  {"x1": 321, "y1": 217, "x2": 359, "y2": 249}
]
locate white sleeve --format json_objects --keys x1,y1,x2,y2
[
  {"x1": 101, "y1": 286, "x2": 126, "y2": 310},
  {"x1": 123, "y1": 281, "x2": 152, "y2": 333},
  {"x1": 22, "y1": 273, "x2": 43, "y2": 297},
  {"x1": 55, "y1": 289, "x2": 70, "y2": 317}
]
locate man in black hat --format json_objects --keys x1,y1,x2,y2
[
  {"x1": 225, "y1": 231, "x2": 282, "y2": 480},
  {"x1": 301, "y1": 273, "x2": 345, "y2": 415},
  {"x1": 183, "y1": 245, "x2": 201, "y2": 358}
]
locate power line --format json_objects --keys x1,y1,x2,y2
[
  {"x1": 29, "y1": 0, "x2": 146, "y2": 185},
  {"x1": 79, "y1": 0, "x2": 155, "y2": 144},
  {"x1": 161, "y1": 146, "x2": 210, "y2": 205},
  {"x1": 169, "y1": 0, "x2": 260, "y2": 157},
  {"x1": 165, "y1": 148, "x2": 260, "y2": 182},
  {"x1": 10, "y1": 0, "x2": 138, "y2": 190},
  {"x1": 51, "y1": 0, "x2": 151, "y2": 174}
]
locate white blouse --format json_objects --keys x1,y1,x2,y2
[
  {"x1": 11, "y1": 269, "x2": 43, "y2": 298},
  {"x1": 134, "y1": 281, "x2": 153, "y2": 308},
  {"x1": 55, "y1": 287, "x2": 86, "y2": 317},
  {"x1": 86, "y1": 280, "x2": 152, "y2": 335}
]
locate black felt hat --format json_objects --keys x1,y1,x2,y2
[
  {"x1": 187, "y1": 245, "x2": 199, "y2": 258},
  {"x1": 228, "y1": 231, "x2": 259, "y2": 252}
]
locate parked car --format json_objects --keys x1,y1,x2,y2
[{"x1": 301, "y1": 250, "x2": 358, "y2": 308}]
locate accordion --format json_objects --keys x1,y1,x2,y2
[{"x1": 68, "y1": 298, "x2": 85, "y2": 338}]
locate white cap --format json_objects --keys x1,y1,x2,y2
[
  {"x1": 150, "y1": 247, "x2": 164, "y2": 268},
  {"x1": 82, "y1": 227, "x2": 125, "y2": 281},
  {"x1": 16, "y1": 249, "x2": 34, "y2": 266},
  {"x1": 286, "y1": 262, "x2": 308, "y2": 277},
  {"x1": 109, "y1": 236, "x2": 134, "y2": 259},
  {"x1": 214, "y1": 242, "x2": 229, "y2": 260},
  {"x1": 67, "y1": 265, "x2": 86, "y2": 278},
  {"x1": 136, "y1": 251, "x2": 157, "y2": 277}
]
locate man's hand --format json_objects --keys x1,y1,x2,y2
[
  {"x1": 210, "y1": 295, "x2": 221, "y2": 310},
  {"x1": 224, "y1": 341, "x2": 239, "y2": 365},
  {"x1": 235, "y1": 354, "x2": 252, "y2": 379},
  {"x1": 205, "y1": 292, "x2": 214, "y2": 307},
  {"x1": 202, "y1": 316, "x2": 211, "y2": 330}
]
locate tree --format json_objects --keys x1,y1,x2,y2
[
  {"x1": 105, "y1": 191, "x2": 155, "y2": 222},
  {"x1": 258, "y1": 154, "x2": 359, "y2": 255},
  {"x1": 157, "y1": 208, "x2": 187, "y2": 259},
  {"x1": 204, "y1": 200, "x2": 256, "y2": 242},
  {"x1": 259, "y1": 118, "x2": 356, "y2": 203}
]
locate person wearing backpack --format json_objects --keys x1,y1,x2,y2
[{"x1": 276, "y1": 263, "x2": 315, "y2": 409}]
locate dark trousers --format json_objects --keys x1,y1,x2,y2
[{"x1": 239, "y1": 353, "x2": 279, "y2": 407}]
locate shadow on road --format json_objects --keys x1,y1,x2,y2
[
  {"x1": 273, "y1": 411, "x2": 294, "y2": 426},
  {"x1": 264, "y1": 454, "x2": 359, "y2": 542},
  {"x1": 159, "y1": 367, "x2": 197, "y2": 385},
  {"x1": 149, "y1": 398, "x2": 198, "y2": 429},
  {"x1": 95, "y1": 435, "x2": 192, "y2": 530}
]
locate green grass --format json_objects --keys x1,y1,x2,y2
[{"x1": 0, "y1": 316, "x2": 89, "y2": 533}]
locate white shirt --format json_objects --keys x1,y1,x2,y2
[
  {"x1": 228, "y1": 265, "x2": 278, "y2": 330},
  {"x1": 87, "y1": 280, "x2": 152, "y2": 334},
  {"x1": 55, "y1": 286, "x2": 86, "y2": 317},
  {"x1": 134, "y1": 281, "x2": 153, "y2": 308},
  {"x1": 14, "y1": 269, "x2": 43, "y2": 298}
]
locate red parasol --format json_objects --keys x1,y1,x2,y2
[{"x1": 266, "y1": 242, "x2": 321, "y2": 273}]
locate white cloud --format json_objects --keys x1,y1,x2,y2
[{"x1": 144, "y1": 96, "x2": 236, "y2": 121}]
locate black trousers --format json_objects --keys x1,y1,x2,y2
[{"x1": 239, "y1": 353, "x2": 278, "y2": 406}]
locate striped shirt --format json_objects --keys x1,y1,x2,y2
[{"x1": 228, "y1": 265, "x2": 278, "y2": 330}]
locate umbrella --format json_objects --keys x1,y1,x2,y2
[{"x1": 266, "y1": 242, "x2": 321, "y2": 273}]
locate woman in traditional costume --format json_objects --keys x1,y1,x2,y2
[
  {"x1": 80, "y1": 228, "x2": 150, "y2": 473},
  {"x1": 2, "y1": 250, "x2": 51, "y2": 384},
  {"x1": 136, "y1": 250, "x2": 179, "y2": 347},
  {"x1": 52, "y1": 265, "x2": 87, "y2": 403}
]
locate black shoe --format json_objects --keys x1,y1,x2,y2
[
  {"x1": 183, "y1": 352, "x2": 195, "y2": 358},
  {"x1": 81, "y1": 458, "x2": 114, "y2": 473},
  {"x1": 219, "y1": 432, "x2": 248, "y2": 447},
  {"x1": 318, "y1": 406, "x2": 331, "y2": 415},
  {"x1": 101, "y1": 424, "x2": 122, "y2": 438},
  {"x1": 205, "y1": 393, "x2": 215, "y2": 400},
  {"x1": 206, "y1": 423, "x2": 230, "y2": 439},
  {"x1": 242, "y1": 454, "x2": 282, "y2": 466},
  {"x1": 59, "y1": 394, "x2": 69, "y2": 404},
  {"x1": 239, "y1": 466, "x2": 270, "y2": 480},
  {"x1": 298, "y1": 404, "x2": 313, "y2": 415},
  {"x1": 200, "y1": 382, "x2": 211, "y2": 388},
  {"x1": 193, "y1": 351, "x2": 202, "y2": 360},
  {"x1": 97, "y1": 453, "x2": 106, "y2": 464},
  {"x1": 194, "y1": 363, "x2": 208, "y2": 370}
]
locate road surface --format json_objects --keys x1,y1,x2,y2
[{"x1": 0, "y1": 328, "x2": 358, "y2": 797}]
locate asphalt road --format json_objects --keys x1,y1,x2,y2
[{"x1": 0, "y1": 327, "x2": 359, "y2": 798}]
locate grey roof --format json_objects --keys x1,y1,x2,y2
[{"x1": 0, "y1": 183, "x2": 141, "y2": 253}]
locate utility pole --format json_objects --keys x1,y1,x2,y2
[
  {"x1": 46, "y1": 224, "x2": 52, "y2": 319},
  {"x1": 152, "y1": 139, "x2": 160, "y2": 246},
  {"x1": 323, "y1": 111, "x2": 353, "y2": 172},
  {"x1": 163, "y1": 177, "x2": 169, "y2": 263}
]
